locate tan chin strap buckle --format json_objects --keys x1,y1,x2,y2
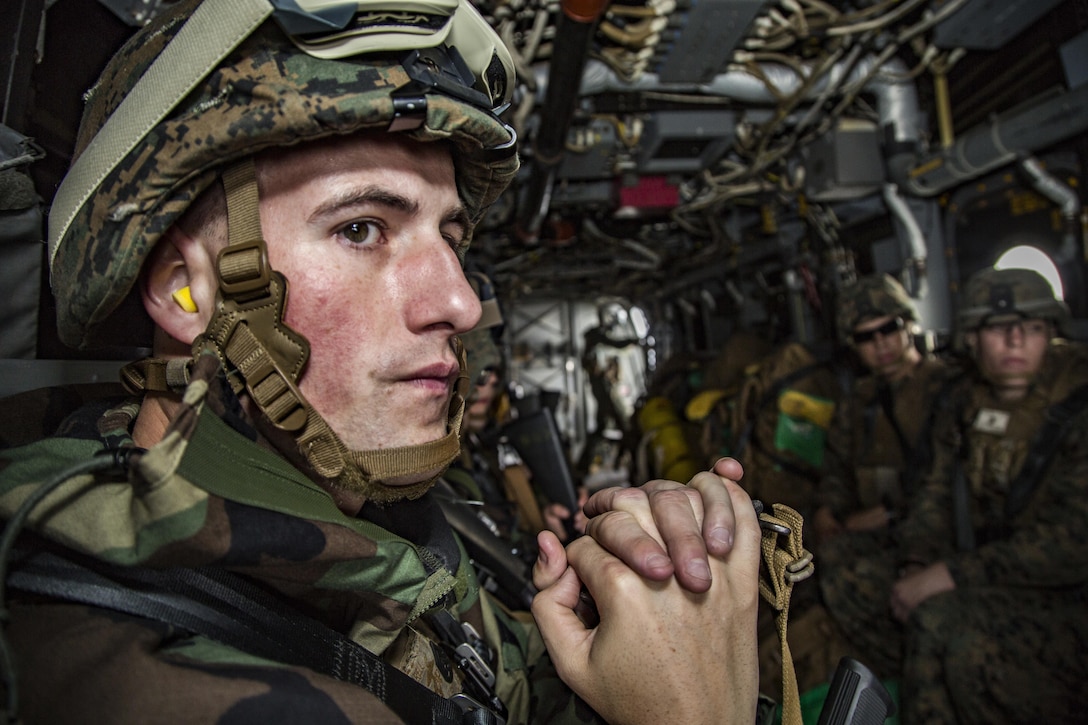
[
  {"x1": 217, "y1": 237, "x2": 271, "y2": 300},
  {"x1": 756, "y1": 501, "x2": 814, "y2": 725},
  {"x1": 197, "y1": 159, "x2": 311, "y2": 435},
  {"x1": 198, "y1": 160, "x2": 348, "y2": 482},
  {"x1": 119, "y1": 357, "x2": 191, "y2": 394}
]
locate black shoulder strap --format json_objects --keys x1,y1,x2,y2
[
  {"x1": 8, "y1": 549, "x2": 504, "y2": 725},
  {"x1": 901, "y1": 369, "x2": 967, "y2": 496},
  {"x1": 954, "y1": 382, "x2": 1088, "y2": 551},
  {"x1": 1004, "y1": 383, "x2": 1088, "y2": 518}
]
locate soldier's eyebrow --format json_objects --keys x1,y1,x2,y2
[
  {"x1": 308, "y1": 186, "x2": 417, "y2": 223},
  {"x1": 308, "y1": 186, "x2": 470, "y2": 234}
]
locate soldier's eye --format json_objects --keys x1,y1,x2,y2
[{"x1": 339, "y1": 220, "x2": 383, "y2": 247}]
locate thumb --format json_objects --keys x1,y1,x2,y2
[
  {"x1": 531, "y1": 565, "x2": 593, "y2": 681},
  {"x1": 533, "y1": 530, "x2": 568, "y2": 590}
]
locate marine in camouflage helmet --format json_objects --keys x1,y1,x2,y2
[
  {"x1": 45, "y1": 0, "x2": 521, "y2": 503},
  {"x1": 50, "y1": 0, "x2": 519, "y2": 350},
  {"x1": 836, "y1": 273, "x2": 917, "y2": 343},
  {"x1": 462, "y1": 270, "x2": 504, "y2": 388},
  {"x1": 957, "y1": 267, "x2": 1069, "y2": 333}
]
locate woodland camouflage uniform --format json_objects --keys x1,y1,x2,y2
[
  {"x1": 820, "y1": 270, "x2": 1088, "y2": 724},
  {"x1": 0, "y1": 0, "x2": 602, "y2": 721},
  {"x1": 819, "y1": 273, "x2": 955, "y2": 536},
  {"x1": 1, "y1": 349, "x2": 594, "y2": 723},
  {"x1": 763, "y1": 274, "x2": 951, "y2": 698}
]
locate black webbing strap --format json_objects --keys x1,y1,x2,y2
[
  {"x1": 952, "y1": 456, "x2": 976, "y2": 553},
  {"x1": 953, "y1": 383, "x2": 1088, "y2": 552},
  {"x1": 1004, "y1": 383, "x2": 1088, "y2": 518},
  {"x1": 8, "y1": 549, "x2": 503, "y2": 725}
]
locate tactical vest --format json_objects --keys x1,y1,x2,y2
[
  {"x1": 826, "y1": 356, "x2": 954, "y2": 518},
  {"x1": 951, "y1": 344, "x2": 1088, "y2": 548}
]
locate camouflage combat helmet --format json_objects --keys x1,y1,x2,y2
[
  {"x1": 46, "y1": 0, "x2": 520, "y2": 503},
  {"x1": 462, "y1": 270, "x2": 503, "y2": 385},
  {"x1": 49, "y1": 0, "x2": 519, "y2": 350},
  {"x1": 958, "y1": 267, "x2": 1069, "y2": 332},
  {"x1": 837, "y1": 273, "x2": 916, "y2": 342}
]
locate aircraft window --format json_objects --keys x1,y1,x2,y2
[{"x1": 994, "y1": 245, "x2": 1065, "y2": 300}]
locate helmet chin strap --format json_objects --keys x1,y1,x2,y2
[{"x1": 194, "y1": 158, "x2": 465, "y2": 503}]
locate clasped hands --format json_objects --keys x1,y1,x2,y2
[{"x1": 531, "y1": 458, "x2": 761, "y2": 725}]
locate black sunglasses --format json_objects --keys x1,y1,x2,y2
[{"x1": 852, "y1": 317, "x2": 904, "y2": 344}]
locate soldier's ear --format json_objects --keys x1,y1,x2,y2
[
  {"x1": 140, "y1": 224, "x2": 218, "y2": 349},
  {"x1": 963, "y1": 331, "x2": 978, "y2": 354}
]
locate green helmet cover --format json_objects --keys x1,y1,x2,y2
[{"x1": 958, "y1": 267, "x2": 1069, "y2": 332}]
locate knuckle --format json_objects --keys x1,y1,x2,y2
[
  {"x1": 584, "y1": 509, "x2": 632, "y2": 538},
  {"x1": 673, "y1": 530, "x2": 706, "y2": 549},
  {"x1": 598, "y1": 558, "x2": 640, "y2": 591},
  {"x1": 648, "y1": 487, "x2": 694, "y2": 507},
  {"x1": 612, "y1": 487, "x2": 650, "y2": 506}
]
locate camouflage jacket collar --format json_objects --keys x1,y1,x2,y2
[{"x1": 0, "y1": 350, "x2": 480, "y2": 654}]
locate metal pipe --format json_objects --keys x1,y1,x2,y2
[
  {"x1": 883, "y1": 182, "x2": 929, "y2": 298},
  {"x1": 1020, "y1": 156, "x2": 1081, "y2": 266},
  {"x1": 517, "y1": 0, "x2": 610, "y2": 242},
  {"x1": 889, "y1": 84, "x2": 1088, "y2": 197},
  {"x1": 933, "y1": 70, "x2": 953, "y2": 149},
  {"x1": 1021, "y1": 156, "x2": 1079, "y2": 221}
]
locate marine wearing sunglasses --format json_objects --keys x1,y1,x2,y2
[{"x1": 852, "y1": 316, "x2": 906, "y2": 344}]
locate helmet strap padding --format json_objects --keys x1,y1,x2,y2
[{"x1": 196, "y1": 158, "x2": 465, "y2": 505}]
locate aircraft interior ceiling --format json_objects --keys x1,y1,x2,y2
[
  {"x1": 2, "y1": 0, "x2": 1088, "y2": 355},
  {"x1": 471, "y1": 0, "x2": 1088, "y2": 314}
]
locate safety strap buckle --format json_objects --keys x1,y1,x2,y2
[
  {"x1": 450, "y1": 694, "x2": 506, "y2": 725},
  {"x1": 428, "y1": 610, "x2": 506, "y2": 720},
  {"x1": 452, "y1": 622, "x2": 497, "y2": 692},
  {"x1": 217, "y1": 237, "x2": 272, "y2": 299}
]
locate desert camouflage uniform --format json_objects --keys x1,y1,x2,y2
[
  {"x1": 819, "y1": 342, "x2": 1088, "y2": 723},
  {"x1": 0, "y1": 349, "x2": 598, "y2": 724}
]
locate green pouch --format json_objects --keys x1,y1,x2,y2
[{"x1": 773, "y1": 413, "x2": 827, "y2": 468}]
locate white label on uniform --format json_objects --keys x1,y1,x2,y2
[{"x1": 973, "y1": 408, "x2": 1010, "y2": 434}]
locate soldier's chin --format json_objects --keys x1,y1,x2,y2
[
  {"x1": 987, "y1": 371, "x2": 1033, "y2": 390},
  {"x1": 382, "y1": 465, "x2": 448, "y2": 487}
]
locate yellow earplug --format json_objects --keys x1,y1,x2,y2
[{"x1": 171, "y1": 286, "x2": 199, "y2": 313}]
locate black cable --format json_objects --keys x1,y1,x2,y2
[{"x1": 0, "y1": 447, "x2": 143, "y2": 723}]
